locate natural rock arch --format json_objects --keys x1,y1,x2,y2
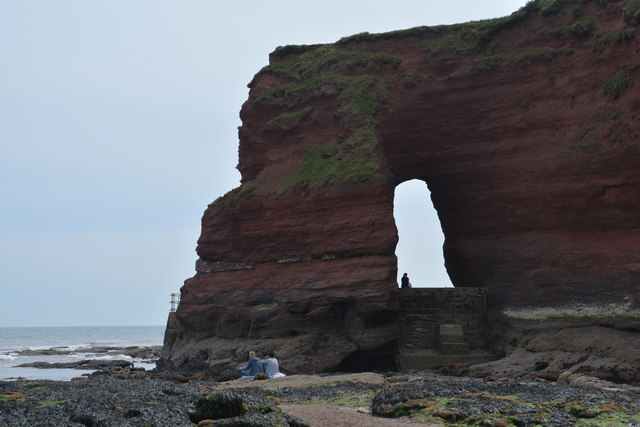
[
  {"x1": 393, "y1": 179, "x2": 451, "y2": 287},
  {"x1": 161, "y1": 0, "x2": 640, "y2": 374}
]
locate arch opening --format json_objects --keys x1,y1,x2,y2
[{"x1": 393, "y1": 179, "x2": 452, "y2": 288}]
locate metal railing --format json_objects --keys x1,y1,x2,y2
[{"x1": 170, "y1": 293, "x2": 181, "y2": 312}]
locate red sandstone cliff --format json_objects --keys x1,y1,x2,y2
[{"x1": 161, "y1": 0, "x2": 640, "y2": 374}]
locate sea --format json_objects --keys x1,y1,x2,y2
[{"x1": 0, "y1": 325, "x2": 165, "y2": 381}]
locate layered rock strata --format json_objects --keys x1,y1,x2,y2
[{"x1": 161, "y1": 0, "x2": 640, "y2": 374}]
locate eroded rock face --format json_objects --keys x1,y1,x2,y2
[{"x1": 161, "y1": 0, "x2": 640, "y2": 373}]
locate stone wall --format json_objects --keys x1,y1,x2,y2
[
  {"x1": 163, "y1": 312, "x2": 181, "y2": 349},
  {"x1": 398, "y1": 288, "x2": 488, "y2": 350}
]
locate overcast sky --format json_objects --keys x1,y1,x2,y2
[{"x1": 1, "y1": 0, "x2": 528, "y2": 327}]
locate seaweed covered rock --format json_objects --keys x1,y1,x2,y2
[
  {"x1": 371, "y1": 379, "x2": 640, "y2": 425},
  {"x1": 190, "y1": 389, "x2": 308, "y2": 426},
  {"x1": 210, "y1": 412, "x2": 309, "y2": 427},
  {"x1": 215, "y1": 368, "x2": 242, "y2": 383},
  {"x1": 190, "y1": 390, "x2": 275, "y2": 422}
]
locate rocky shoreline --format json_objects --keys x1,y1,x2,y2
[
  {"x1": 13, "y1": 345, "x2": 162, "y2": 363},
  {"x1": 2, "y1": 366, "x2": 639, "y2": 426}
]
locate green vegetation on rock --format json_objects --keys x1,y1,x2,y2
[
  {"x1": 471, "y1": 54, "x2": 506, "y2": 73},
  {"x1": 208, "y1": 181, "x2": 256, "y2": 208},
  {"x1": 271, "y1": 44, "x2": 319, "y2": 58},
  {"x1": 265, "y1": 106, "x2": 314, "y2": 131},
  {"x1": 571, "y1": 16, "x2": 597, "y2": 37},
  {"x1": 515, "y1": 47, "x2": 575, "y2": 65},
  {"x1": 255, "y1": 303, "x2": 278, "y2": 311},
  {"x1": 555, "y1": 15, "x2": 597, "y2": 39},
  {"x1": 609, "y1": 108, "x2": 624, "y2": 120},
  {"x1": 1, "y1": 392, "x2": 25, "y2": 403},
  {"x1": 584, "y1": 27, "x2": 636, "y2": 52},
  {"x1": 384, "y1": 70, "x2": 424, "y2": 88},
  {"x1": 335, "y1": 5, "x2": 532, "y2": 46},
  {"x1": 271, "y1": 71, "x2": 388, "y2": 192},
  {"x1": 625, "y1": 0, "x2": 640, "y2": 26},
  {"x1": 603, "y1": 71, "x2": 632, "y2": 98},
  {"x1": 372, "y1": 378, "x2": 640, "y2": 426},
  {"x1": 249, "y1": 45, "x2": 400, "y2": 193},
  {"x1": 255, "y1": 45, "x2": 400, "y2": 85},
  {"x1": 280, "y1": 127, "x2": 382, "y2": 194},
  {"x1": 253, "y1": 72, "x2": 333, "y2": 109},
  {"x1": 251, "y1": 44, "x2": 400, "y2": 111},
  {"x1": 549, "y1": 398, "x2": 640, "y2": 425},
  {"x1": 37, "y1": 399, "x2": 71, "y2": 408},
  {"x1": 512, "y1": 47, "x2": 552, "y2": 65},
  {"x1": 336, "y1": 27, "x2": 436, "y2": 45},
  {"x1": 248, "y1": 0, "x2": 633, "y2": 195},
  {"x1": 390, "y1": 397, "x2": 462, "y2": 424},
  {"x1": 572, "y1": 138, "x2": 601, "y2": 152},
  {"x1": 332, "y1": 0, "x2": 622, "y2": 49},
  {"x1": 472, "y1": 47, "x2": 574, "y2": 73},
  {"x1": 335, "y1": 75, "x2": 390, "y2": 129},
  {"x1": 305, "y1": 389, "x2": 375, "y2": 408},
  {"x1": 529, "y1": 0, "x2": 619, "y2": 18},
  {"x1": 554, "y1": 24, "x2": 571, "y2": 38},
  {"x1": 539, "y1": 0, "x2": 563, "y2": 16},
  {"x1": 609, "y1": 131, "x2": 630, "y2": 144},
  {"x1": 420, "y1": 20, "x2": 504, "y2": 57}
]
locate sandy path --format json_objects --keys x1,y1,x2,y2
[
  {"x1": 280, "y1": 404, "x2": 437, "y2": 426},
  {"x1": 210, "y1": 372, "x2": 388, "y2": 390},
  {"x1": 213, "y1": 373, "x2": 439, "y2": 425}
]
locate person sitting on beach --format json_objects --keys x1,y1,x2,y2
[
  {"x1": 241, "y1": 351, "x2": 262, "y2": 376},
  {"x1": 261, "y1": 351, "x2": 279, "y2": 377}
]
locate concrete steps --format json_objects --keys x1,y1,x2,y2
[
  {"x1": 437, "y1": 323, "x2": 469, "y2": 355},
  {"x1": 396, "y1": 288, "x2": 496, "y2": 370}
]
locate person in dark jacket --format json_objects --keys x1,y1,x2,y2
[
  {"x1": 241, "y1": 351, "x2": 262, "y2": 376},
  {"x1": 401, "y1": 273, "x2": 411, "y2": 288}
]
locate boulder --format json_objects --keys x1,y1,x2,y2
[{"x1": 189, "y1": 390, "x2": 308, "y2": 426}]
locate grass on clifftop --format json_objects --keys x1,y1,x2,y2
[
  {"x1": 252, "y1": 45, "x2": 400, "y2": 86},
  {"x1": 249, "y1": 0, "x2": 630, "y2": 194},
  {"x1": 335, "y1": 12, "x2": 528, "y2": 46},
  {"x1": 249, "y1": 45, "x2": 398, "y2": 194},
  {"x1": 275, "y1": 74, "x2": 389, "y2": 193},
  {"x1": 332, "y1": 0, "x2": 594, "y2": 47},
  {"x1": 208, "y1": 181, "x2": 256, "y2": 208},
  {"x1": 420, "y1": 20, "x2": 510, "y2": 57},
  {"x1": 332, "y1": 0, "x2": 627, "y2": 52}
]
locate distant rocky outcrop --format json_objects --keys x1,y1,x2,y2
[{"x1": 160, "y1": 0, "x2": 640, "y2": 376}]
